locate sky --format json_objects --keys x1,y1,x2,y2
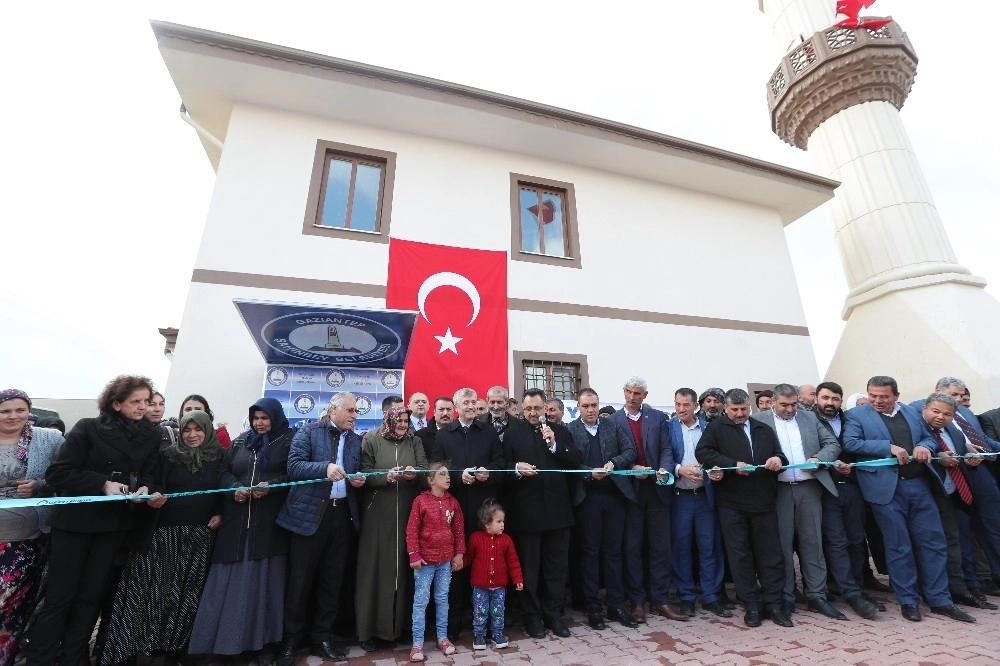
[{"x1": 2, "y1": 0, "x2": 997, "y2": 401}]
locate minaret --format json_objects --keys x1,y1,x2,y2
[{"x1": 759, "y1": 0, "x2": 1000, "y2": 401}]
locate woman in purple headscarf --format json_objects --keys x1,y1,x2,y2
[
  {"x1": 356, "y1": 406, "x2": 428, "y2": 652},
  {"x1": 0, "y1": 389, "x2": 63, "y2": 666}
]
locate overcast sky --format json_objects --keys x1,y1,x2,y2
[{"x1": 2, "y1": 0, "x2": 997, "y2": 403}]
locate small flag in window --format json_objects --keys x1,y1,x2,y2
[{"x1": 527, "y1": 200, "x2": 556, "y2": 224}]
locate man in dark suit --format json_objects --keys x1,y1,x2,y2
[
  {"x1": 415, "y1": 396, "x2": 453, "y2": 460},
  {"x1": 566, "y1": 388, "x2": 638, "y2": 630},
  {"x1": 668, "y1": 388, "x2": 730, "y2": 618},
  {"x1": 504, "y1": 388, "x2": 583, "y2": 639},
  {"x1": 979, "y1": 406, "x2": 1000, "y2": 441},
  {"x1": 696, "y1": 388, "x2": 791, "y2": 628},
  {"x1": 430, "y1": 388, "x2": 505, "y2": 640},
  {"x1": 754, "y1": 383, "x2": 844, "y2": 620},
  {"x1": 610, "y1": 376, "x2": 686, "y2": 622},
  {"x1": 277, "y1": 392, "x2": 366, "y2": 664},
  {"x1": 813, "y1": 382, "x2": 883, "y2": 619},
  {"x1": 843, "y1": 375, "x2": 973, "y2": 623},
  {"x1": 909, "y1": 392, "x2": 997, "y2": 613}
]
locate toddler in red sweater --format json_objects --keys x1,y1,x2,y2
[
  {"x1": 406, "y1": 463, "x2": 465, "y2": 662},
  {"x1": 465, "y1": 499, "x2": 523, "y2": 650}
]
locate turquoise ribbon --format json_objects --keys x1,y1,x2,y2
[{"x1": 0, "y1": 467, "x2": 675, "y2": 509}]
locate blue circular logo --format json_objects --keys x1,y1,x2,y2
[
  {"x1": 357, "y1": 396, "x2": 372, "y2": 416},
  {"x1": 326, "y1": 369, "x2": 347, "y2": 388},
  {"x1": 261, "y1": 312, "x2": 402, "y2": 365},
  {"x1": 381, "y1": 372, "x2": 401, "y2": 390},
  {"x1": 293, "y1": 394, "x2": 316, "y2": 414},
  {"x1": 266, "y1": 367, "x2": 289, "y2": 387}
]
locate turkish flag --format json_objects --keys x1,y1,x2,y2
[
  {"x1": 528, "y1": 199, "x2": 555, "y2": 224},
  {"x1": 386, "y1": 239, "x2": 508, "y2": 404}
]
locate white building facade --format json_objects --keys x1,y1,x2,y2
[{"x1": 154, "y1": 22, "x2": 837, "y2": 428}]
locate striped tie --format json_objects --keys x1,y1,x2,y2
[{"x1": 934, "y1": 429, "x2": 973, "y2": 505}]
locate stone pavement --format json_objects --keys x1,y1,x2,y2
[{"x1": 299, "y1": 589, "x2": 1000, "y2": 666}]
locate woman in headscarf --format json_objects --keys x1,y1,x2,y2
[
  {"x1": 100, "y1": 410, "x2": 225, "y2": 665},
  {"x1": 27, "y1": 375, "x2": 161, "y2": 666},
  {"x1": 188, "y1": 397, "x2": 293, "y2": 664},
  {"x1": 0, "y1": 389, "x2": 62, "y2": 666},
  {"x1": 844, "y1": 393, "x2": 869, "y2": 410},
  {"x1": 356, "y1": 406, "x2": 428, "y2": 652}
]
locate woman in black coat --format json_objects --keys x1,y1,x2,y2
[
  {"x1": 188, "y1": 397, "x2": 293, "y2": 661},
  {"x1": 27, "y1": 375, "x2": 161, "y2": 666}
]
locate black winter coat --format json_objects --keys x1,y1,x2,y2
[
  {"x1": 502, "y1": 419, "x2": 583, "y2": 532},
  {"x1": 210, "y1": 429, "x2": 293, "y2": 564},
  {"x1": 695, "y1": 415, "x2": 787, "y2": 513},
  {"x1": 46, "y1": 415, "x2": 161, "y2": 533}
]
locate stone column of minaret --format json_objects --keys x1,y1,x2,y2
[{"x1": 759, "y1": 0, "x2": 1000, "y2": 402}]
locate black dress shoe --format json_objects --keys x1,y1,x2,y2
[
  {"x1": 312, "y1": 641, "x2": 347, "y2": 662},
  {"x1": 703, "y1": 601, "x2": 733, "y2": 618},
  {"x1": 679, "y1": 600, "x2": 696, "y2": 617},
  {"x1": 525, "y1": 620, "x2": 546, "y2": 639},
  {"x1": 719, "y1": 590, "x2": 737, "y2": 610},
  {"x1": 743, "y1": 607, "x2": 762, "y2": 627},
  {"x1": 781, "y1": 600, "x2": 795, "y2": 617},
  {"x1": 544, "y1": 618, "x2": 571, "y2": 638},
  {"x1": 900, "y1": 604, "x2": 922, "y2": 621},
  {"x1": 953, "y1": 592, "x2": 998, "y2": 610},
  {"x1": 359, "y1": 638, "x2": 379, "y2": 652},
  {"x1": 861, "y1": 593, "x2": 886, "y2": 612},
  {"x1": 807, "y1": 597, "x2": 848, "y2": 620},
  {"x1": 276, "y1": 640, "x2": 297, "y2": 666},
  {"x1": 931, "y1": 604, "x2": 976, "y2": 623},
  {"x1": 765, "y1": 606, "x2": 793, "y2": 627},
  {"x1": 981, "y1": 579, "x2": 1000, "y2": 596},
  {"x1": 846, "y1": 595, "x2": 879, "y2": 620},
  {"x1": 864, "y1": 576, "x2": 893, "y2": 593},
  {"x1": 607, "y1": 607, "x2": 639, "y2": 628},
  {"x1": 586, "y1": 609, "x2": 606, "y2": 630}
]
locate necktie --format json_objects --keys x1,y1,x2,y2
[
  {"x1": 954, "y1": 413, "x2": 991, "y2": 452},
  {"x1": 934, "y1": 429, "x2": 973, "y2": 505},
  {"x1": 493, "y1": 419, "x2": 505, "y2": 433},
  {"x1": 418, "y1": 419, "x2": 425, "y2": 430}
]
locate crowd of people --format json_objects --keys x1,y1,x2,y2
[{"x1": 2, "y1": 372, "x2": 1000, "y2": 665}]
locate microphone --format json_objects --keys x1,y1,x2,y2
[{"x1": 538, "y1": 415, "x2": 554, "y2": 445}]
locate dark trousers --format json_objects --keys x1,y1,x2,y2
[
  {"x1": 576, "y1": 490, "x2": 627, "y2": 610},
  {"x1": 514, "y1": 528, "x2": 570, "y2": 622},
  {"x1": 870, "y1": 476, "x2": 949, "y2": 606},
  {"x1": 935, "y1": 492, "x2": 978, "y2": 594},
  {"x1": 716, "y1": 506, "x2": 785, "y2": 609},
  {"x1": 821, "y1": 481, "x2": 867, "y2": 599},
  {"x1": 671, "y1": 488, "x2": 724, "y2": 603},
  {"x1": 27, "y1": 528, "x2": 127, "y2": 666},
  {"x1": 624, "y1": 483, "x2": 671, "y2": 606},
  {"x1": 284, "y1": 502, "x2": 351, "y2": 645},
  {"x1": 864, "y1": 504, "x2": 888, "y2": 575}
]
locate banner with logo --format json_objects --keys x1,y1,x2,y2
[
  {"x1": 263, "y1": 364, "x2": 403, "y2": 432},
  {"x1": 386, "y1": 240, "x2": 508, "y2": 405},
  {"x1": 235, "y1": 300, "x2": 417, "y2": 368}
]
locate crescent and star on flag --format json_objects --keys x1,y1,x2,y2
[{"x1": 417, "y1": 271, "x2": 481, "y2": 355}]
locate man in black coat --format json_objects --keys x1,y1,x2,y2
[
  {"x1": 429, "y1": 388, "x2": 504, "y2": 640},
  {"x1": 696, "y1": 388, "x2": 790, "y2": 628},
  {"x1": 503, "y1": 388, "x2": 583, "y2": 639}
]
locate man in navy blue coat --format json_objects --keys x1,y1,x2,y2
[
  {"x1": 843, "y1": 376, "x2": 972, "y2": 623},
  {"x1": 276, "y1": 392, "x2": 365, "y2": 664},
  {"x1": 610, "y1": 376, "x2": 685, "y2": 622},
  {"x1": 668, "y1": 387, "x2": 730, "y2": 618}
]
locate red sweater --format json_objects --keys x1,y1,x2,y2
[
  {"x1": 465, "y1": 531, "x2": 524, "y2": 589},
  {"x1": 406, "y1": 490, "x2": 465, "y2": 565}
]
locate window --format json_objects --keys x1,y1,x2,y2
[
  {"x1": 302, "y1": 140, "x2": 396, "y2": 243},
  {"x1": 513, "y1": 351, "x2": 589, "y2": 401},
  {"x1": 509, "y1": 174, "x2": 582, "y2": 268}
]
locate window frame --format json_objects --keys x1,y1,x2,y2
[
  {"x1": 509, "y1": 173, "x2": 582, "y2": 269},
  {"x1": 302, "y1": 140, "x2": 397, "y2": 244},
  {"x1": 513, "y1": 351, "x2": 590, "y2": 401}
]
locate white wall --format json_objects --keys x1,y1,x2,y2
[{"x1": 166, "y1": 102, "x2": 819, "y2": 426}]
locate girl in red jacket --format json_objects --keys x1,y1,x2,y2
[
  {"x1": 406, "y1": 462, "x2": 465, "y2": 662},
  {"x1": 465, "y1": 498, "x2": 523, "y2": 650}
]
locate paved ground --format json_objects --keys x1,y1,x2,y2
[{"x1": 301, "y1": 585, "x2": 1000, "y2": 666}]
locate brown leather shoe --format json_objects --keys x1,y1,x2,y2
[
  {"x1": 630, "y1": 604, "x2": 646, "y2": 623},
  {"x1": 650, "y1": 604, "x2": 688, "y2": 621}
]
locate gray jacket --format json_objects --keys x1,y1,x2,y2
[
  {"x1": 752, "y1": 409, "x2": 841, "y2": 497},
  {"x1": 565, "y1": 418, "x2": 638, "y2": 505},
  {"x1": 25, "y1": 426, "x2": 63, "y2": 533}
]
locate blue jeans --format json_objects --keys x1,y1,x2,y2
[
  {"x1": 472, "y1": 586, "x2": 506, "y2": 639},
  {"x1": 412, "y1": 562, "x2": 451, "y2": 644}
]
